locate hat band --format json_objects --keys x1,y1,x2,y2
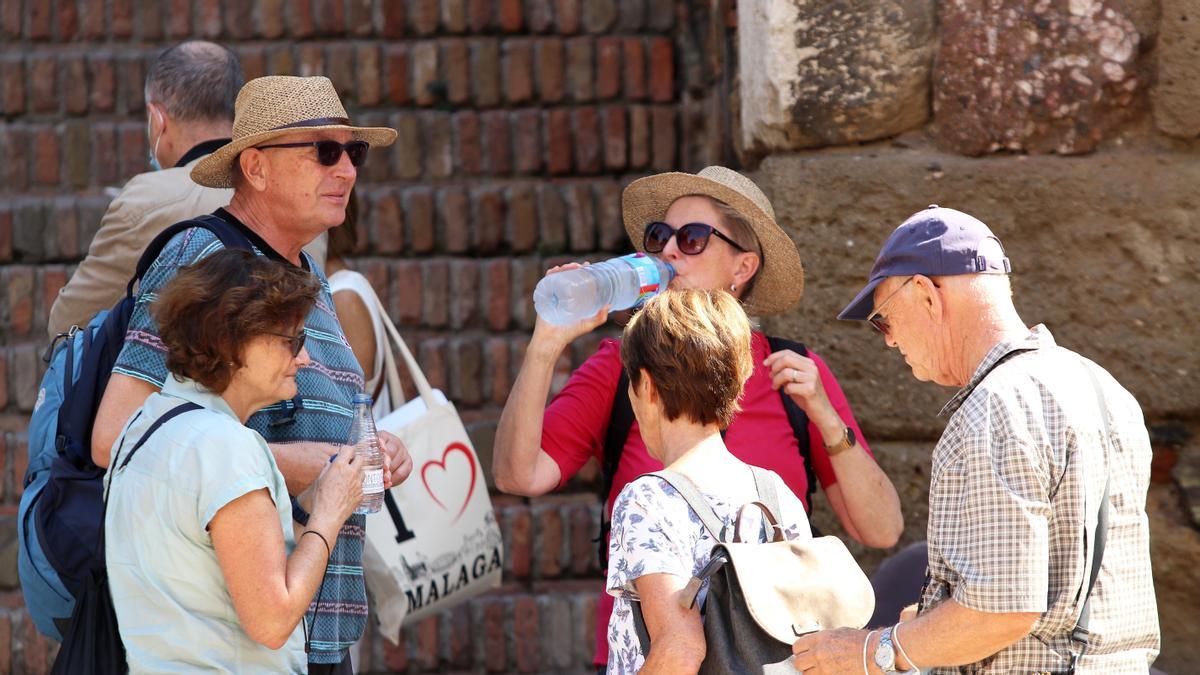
[{"x1": 270, "y1": 116, "x2": 351, "y2": 131}]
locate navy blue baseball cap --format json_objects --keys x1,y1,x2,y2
[{"x1": 838, "y1": 205, "x2": 1012, "y2": 321}]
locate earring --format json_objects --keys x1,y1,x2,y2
[{"x1": 730, "y1": 284, "x2": 737, "y2": 292}]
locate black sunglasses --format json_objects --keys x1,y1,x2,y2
[
  {"x1": 265, "y1": 330, "x2": 307, "y2": 358},
  {"x1": 642, "y1": 221, "x2": 748, "y2": 256},
  {"x1": 256, "y1": 140, "x2": 370, "y2": 167}
]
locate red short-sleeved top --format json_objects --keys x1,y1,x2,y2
[{"x1": 540, "y1": 331, "x2": 872, "y2": 665}]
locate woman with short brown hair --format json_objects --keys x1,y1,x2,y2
[{"x1": 105, "y1": 249, "x2": 365, "y2": 673}]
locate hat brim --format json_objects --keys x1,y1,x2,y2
[
  {"x1": 190, "y1": 125, "x2": 398, "y2": 189},
  {"x1": 621, "y1": 173, "x2": 804, "y2": 316},
  {"x1": 837, "y1": 276, "x2": 887, "y2": 321}
]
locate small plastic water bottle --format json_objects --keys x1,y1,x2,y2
[
  {"x1": 348, "y1": 393, "x2": 385, "y2": 514},
  {"x1": 533, "y1": 253, "x2": 675, "y2": 325}
]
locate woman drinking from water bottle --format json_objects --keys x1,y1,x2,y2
[{"x1": 491, "y1": 166, "x2": 904, "y2": 673}]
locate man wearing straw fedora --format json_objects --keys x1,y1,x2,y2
[{"x1": 91, "y1": 75, "x2": 413, "y2": 673}]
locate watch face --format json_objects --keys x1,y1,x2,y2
[
  {"x1": 846, "y1": 427, "x2": 857, "y2": 447},
  {"x1": 874, "y1": 635, "x2": 896, "y2": 671}
]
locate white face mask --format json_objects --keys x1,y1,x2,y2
[{"x1": 147, "y1": 106, "x2": 164, "y2": 171}]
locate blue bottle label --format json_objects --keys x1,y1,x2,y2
[{"x1": 623, "y1": 253, "x2": 664, "y2": 306}]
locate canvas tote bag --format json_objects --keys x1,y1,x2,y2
[{"x1": 362, "y1": 298, "x2": 503, "y2": 639}]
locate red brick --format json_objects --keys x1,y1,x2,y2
[
  {"x1": 137, "y1": 0, "x2": 164, "y2": 40},
  {"x1": 391, "y1": 260, "x2": 422, "y2": 325},
  {"x1": 482, "y1": 261, "x2": 512, "y2": 332},
  {"x1": 514, "y1": 595, "x2": 540, "y2": 672},
  {"x1": 112, "y1": 0, "x2": 134, "y2": 38},
  {"x1": 563, "y1": 182, "x2": 596, "y2": 251},
  {"x1": 381, "y1": 0, "x2": 404, "y2": 38},
  {"x1": 595, "y1": 179, "x2": 624, "y2": 251},
  {"x1": 165, "y1": 0, "x2": 190, "y2": 37},
  {"x1": 512, "y1": 109, "x2": 541, "y2": 174},
  {"x1": 80, "y1": 0, "x2": 105, "y2": 38},
  {"x1": 197, "y1": 0, "x2": 222, "y2": 38},
  {"x1": 412, "y1": 41, "x2": 438, "y2": 106},
  {"x1": 238, "y1": 46, "x2": 267, "y2": 82},
  {"x1": 423, "y1": 112, "x2": 453, "y2": 177},
  {"x1": 448, "y1": 262, "x2": 479, "y2": 330},
  {"x1": 537, "y1": 185, "x2": 566, "y2": 252},
  {"x1": 62, "y1": 121, "x2": 91, "y2": 188},
  {"x1": 55, "y1": 0, "x2": 78, "y2": 40},
  {"x1": 1, "y1": 56, "x2": 24, "y2": 116},
  {"x1": 297, "y1": 43, "x2": 324, "y2": 78},
  {"x1": 373, "y1": 189, "x2": 404, "y2": 254},
  {"x1": 481, "y1": 110, "x2": 512, "y2": 174},
  {"x1": 225, "y1": 0, "x2": 255, "y2": 39},
  {"x1": 536, "y1": 505, "x2": 565, "y2": 576},
  {"x1": 506, "y1": 184, "x2": 537, "y2": 252},
  {"x1": 555, "y1": 0, "x2": 580, "y2": 33},
  {"x1": 648, "y1": 36, "x2": 674, "y2": 102},
  {"x1": 410, "y1": 0, "x2": 438, "y2": 34},
  {"x1": 471, "y1": 38, "x2": 501, "y2": 107},
  {"x1": 629, "y1": 104, "x2": 649, "y2": 168},
  {"x1": 461, "y1": 0, "x2": 488, "y2": 31},
  {"x1": 0, "y1": 206, "x2": 13, "y2": 262},
  {"x1": 565, "y1": 36, "x2": 593, "y2": 101},
  {"x1": 485, "y1": 336, "x2": 512, "y2": 404},
  {"x1": 583, "y1": 0, "x2": 617, "y2": 33},
  {"x1": 441, "y1": 0, "x2": 467, "y2": 32},
  {"x1": 535, "y1": 38, "x2": 564, "y2": 103},
  {"x1": 2, "y1": 126, "x2": 30, "y2": 191},
  {"x1": 287, "y1": 0, "x2": 314, "y2": 38},
  {"x1": 454, "y1": 111, "x2": 481, "y2": 175},
  {"x1": 91, "y1": 123, "x2": 118, "y2": 185},
  {"x1": 503, "y1": 39, "x2": 534, "y2": 104},
  {"x1": 6, "y1": 267, "x2": 34, "y2": 337},
  {"x1": 29, "y1": 56, "x2": 57, "y2": 113},
  {"x1": 48, "y1": 197, "x2": 78, "y2": 258},
  {"x1": 391, "y1": 112, "x2": 421, "y2": 178},
  {"x1": 13, "y1": 432, "x2": 30, "y2": 496},
  {"x1": 119, "y1": 122, "x2": 147, "y2": 180},
  {"x1": 404, "y1": 187, "x2": 435, "y2": 252},
  {"x1": 573, "y1": 107, "x2": 601, "y2": 174},
  {"x1": 88, "y1": 54, "x2": 116, "y2": 113},
  {"x1": 382, "y1": 626, "x2": 408, "y2": 672},
  {"x1": 326, "y1": 43, "x2": 355, "y2": 99},
  {"x1": 595, "y1": 37, "x2": 621, "y2": 100},
  {"x1": 444, "y1": 604, "x2": 473, "y2": 669},
  {"x1": 498, "y1": 0, "x2": 523, "y2": 31},
  {"x1": 651, "y1": 105, "x2": 676, "y2": 170},
  {"x1": 414, "y1": 615, "x2": 439, "y2": 671},
  {"x1": 647, "y1": 0, "x2": 674, "y2": 30},
  {"x1": 441, "y1": 38, "x2": 469, "y2": 104},
  {"x1": 569, "y1": 502, "x2": 597, "y2": 574},
  {"x1": 29, "y1": 0, "x2": 51, "y2": 39},
  {"x1": 601, "y1": 106, "x2": 626, "y2": 171},
  {"x1": 119, "y1": 54, "x2": 145, "y2": 113},
  {"x1": 526, "y1": 0, "x2": 553, "y2": 32},
  {"x1": 384, "y1": 44, "x2": 410, "y2": 105},
  {"x1": 510, "y1": 257, "x2": 541, "y2": 329},
  {"x1": 42, "y1": 266, "x2": 68, "y2": 326},
  {"x1": 359, "y1": 259, "x2": 389, "y2": 308},
  {"x1": 623, "y1": 37, "x2": 646, "y2": 99},
  {"x1": 481, "y1": 599, "x2": 508, "y2": 671},
  {"x1": 475, "y1": 187, "x2": 505, "y2": 253},
  {"x1": 544, "y1": 109, "x2": 572, "y2": 174},
  {"x1": 256, "y1": 0, "x2": 285, "y2": 37},
  {"x1": 313, "y1": 0, "x2": 346, "y2": 35},
  {"x1": 437, "y1": 186, "x2": 470, "y2": 253},
  {"x1": 1, "y1": 0, "x2": 21, "y2": 39},
  {"x1": 19, "y1": 610, "x2": 49, "y2": 673},
  {"x1": 506, "y1": 504, "x2": 532, "y2": 577},
  {"x1": 62, "y1": 55, "x2": 87, "y2": 115},
  {"x1": 347, "y1": 0, "x2": 373, "y2": 34},
  {"x1": 354, "y1": 44, "x2": 381, "y2": 105},
  {"x1": 33, "y1": 127, "x2": 59, "y2": 185},
  {"x1": 267, "y1": 44, "x2": 295, "y2": 75}
]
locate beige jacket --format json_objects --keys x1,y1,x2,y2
[{"x1": 48, "y1": 157, "x2": 328, "y2": 337}]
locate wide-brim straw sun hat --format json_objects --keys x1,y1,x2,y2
[
  {"x1": 191, "y1": 76, "x2": 397, "y2": 188},
  {"x1": 622, "y1": 166, "x2": 804, "y2": 316}
]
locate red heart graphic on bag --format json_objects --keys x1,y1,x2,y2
[{"x1": 420, "y1": 442, "x2": 477, "y2": 523}]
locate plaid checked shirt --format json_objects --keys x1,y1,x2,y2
[{"x1": 919, "y1": 325, "x2": 1159, "y2": 674}]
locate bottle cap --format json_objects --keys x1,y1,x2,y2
[{"x1": 353, "y1": 393, "x2": 374, "y2": 405}]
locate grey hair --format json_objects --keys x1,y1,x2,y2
[{"x1": 144, "y1": 41, "x2": 243, "y2": 122}]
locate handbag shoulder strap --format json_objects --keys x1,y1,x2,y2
[
  {"x1": 1071, "y1": 360, "x2": 1114, "y2": 661},
  {"x1": 645, "y1": 470, "x2": 726, "y2": 543}
]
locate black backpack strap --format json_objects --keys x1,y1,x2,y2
[
  {"x1": 596, "y1": 367, "x2": 635, "y2": 568},
  {"x1": 127, "y1": 214, "x2": 254, "y2": 296},
  {"x1": 766, "y1": 335, "x2": 816, "y2": 514}
]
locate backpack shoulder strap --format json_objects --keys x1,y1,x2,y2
[
  {"x1": 749, "y1": 465, "x2": 782, "y2": 524},
  {"x1": 766, "y1": 335, "x2": 817, "y2": 513},
  {"x1": 596, "y1": 367, "x2": 634, "y2": 568},
  {"x1": 646, "y1": 470, "x2": 725, "y2": 542},
  {"x1": 128, "y1": 215, "x2": 254, "y2": 295}
]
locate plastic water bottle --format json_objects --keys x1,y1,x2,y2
[
  {"x1": 348, "y1": 393, "x2": 385, "y2": 514},
  {"x1": 533, "y1": 253, "x2": 675, "y2": 325}
]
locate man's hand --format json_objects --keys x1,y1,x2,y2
[
  {"x1": 792, "y1": 627, "x2": 872, "y2": 674},
  {"x1": 377, "y1": 430, "x2": 413, "y2": 489}
]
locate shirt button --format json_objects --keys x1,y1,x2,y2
[{"x1": 927, "y1": 204, "x2": 939, "y2": 209}]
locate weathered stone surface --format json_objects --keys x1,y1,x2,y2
[
  {"x1": 757, "y1": 145, "x2": 1200, "y2": 440},
  {"x1": 1153, "y1": 0, "x2": 1200, "y2": 138},
  {"x1": 738, "y1": 0, "x2": 935, "y2": 155},
  {"x1": 934, "y1": 0, "x2": 1142, "y2": 156},
  {"x1": 1145, "y1": 482, "x2": 1200, "y2": 673}
]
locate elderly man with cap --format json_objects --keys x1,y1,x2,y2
[
  {"x1": 90, "y1": 75, "x2": 413, "y2": 674},
  {"x1": 792, "y1": 206, "x2": 1160, "y2": 674}
]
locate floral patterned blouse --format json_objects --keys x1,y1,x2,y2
[{"x1": 605, "y1": 470, "x2": 811, "y2": 674}]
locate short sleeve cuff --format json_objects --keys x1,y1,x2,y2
[
  {"x1": 951, "y1": 578, "x2": 1048, "y2": 615},
  {"x1": 201, "y1": 475, "x2": 275, "y2": 530}
]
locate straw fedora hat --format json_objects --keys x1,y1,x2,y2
[
  {"x1": 622, "y1": 166, "x2": 804, "y2": 316},
  {"x1": 191, "y1": 76, "x2": 397, "y2": 188}
]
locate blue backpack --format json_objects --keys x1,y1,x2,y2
[{"x1": 18, "y1": 215, "x2": 250, "y2": 640}]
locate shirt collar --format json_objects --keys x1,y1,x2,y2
[
  {"x1": 175, "y1": 138, "x2": 231, "y2": 168},
  {"x1": 161, "y1": 375, "x2": 240, "y2": 421},
  {"x1": 938, "y1": 324, "x2": 1057, "y2": 418}
]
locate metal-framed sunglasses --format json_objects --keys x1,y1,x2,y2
[
  {"x1": 868, "y1": 276, "x2": 914, "y2": 336},
  {"x1": 265, "y1": 330, "x2": 307, "y2": 357},
  {"x1": 642, "y1": 221, "x2": 748, "y2": 255},
  {"x1": 256, "y1": 140, "x2": 369, "y2": 167}
]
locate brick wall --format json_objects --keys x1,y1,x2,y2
[{"x1": 0, "y1": 0, "x2": 736, "y2": 672}]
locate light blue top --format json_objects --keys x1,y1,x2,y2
[{"x1": 104, "y1": 376, "x2": 304, "y2": 674}]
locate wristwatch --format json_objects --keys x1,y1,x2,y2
[
  {"x1": 873, "y1": 626, "x2": 917, "y2": 674},
  {"x1": 823, "y1": 426, "x2": 856, "y2": 456}
]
